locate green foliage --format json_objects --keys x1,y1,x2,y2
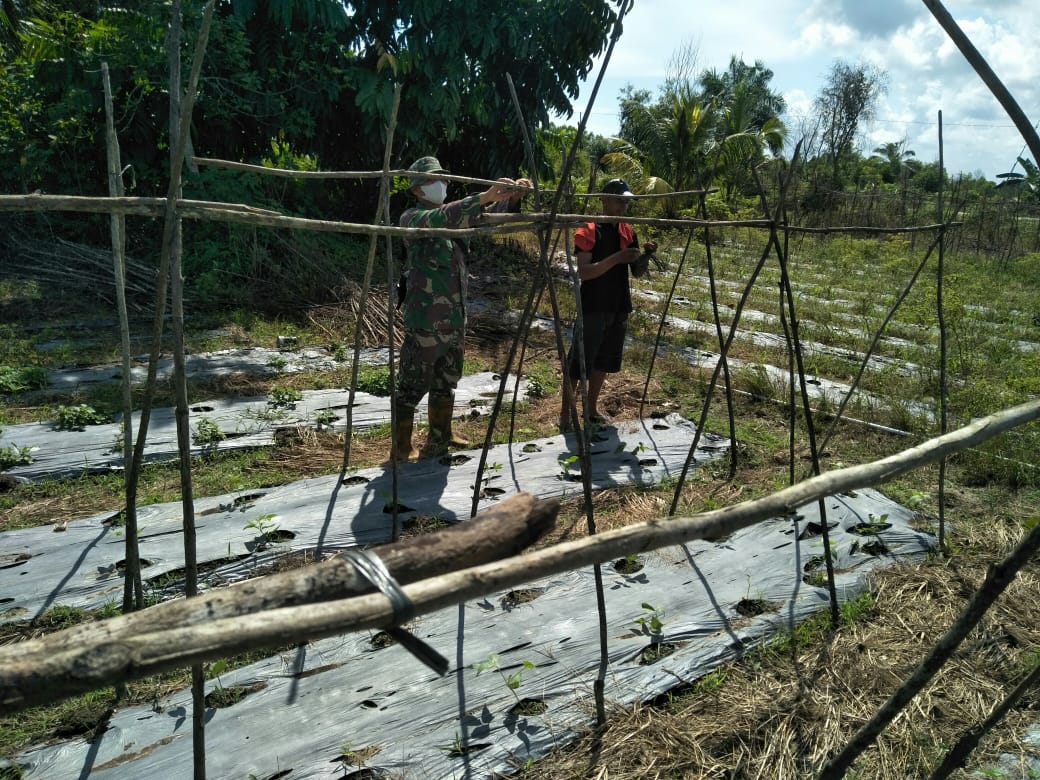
[
  {"x1": 268, "y1": 386, "x2": 303, "y2": 408},
  {"x1": 0, "y1": 365, "x2": 49, "y2": 393},
  {"x1": 243, "y1": 513, "x2": 280, "y2": 547},
  {"x1": 634, "y1": 602, "x2": 665, "y2": 638},
  {"x1": 472, "y1": 653, "x2": 536, "y2": 702},
  {"x1": 0, "y1": 0, "x2": 617, "y2": 215},
  {"x1": 523, "y1": 361, "x2": 558, "y2": 399},
  {"x1": 191, "y1": 416, "x2": 225, "y2": 448},
  {"x1": 55, "y1": 404, "x2": 108, "y2": 430},
  {"x1": 354, "y1": 365, "x2": 391, "y2": 397},
  {"x1": 0, "y1": 441, "x2": 33, "y2": 470}
]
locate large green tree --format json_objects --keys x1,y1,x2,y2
[
  {"x1": 0, "y1": 0, "x2": 619, "y2": 213},
  {"x1": 813, "y1": 60, "x2": 887, "y2": 188}
]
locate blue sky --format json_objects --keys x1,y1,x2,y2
[{"x1": 564, "y1": 0, "x2": 1038, "y2": 180}]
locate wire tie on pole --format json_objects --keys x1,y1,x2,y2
[{"x1": 339, "y1": 548, "x2": 449, "y2": 676}]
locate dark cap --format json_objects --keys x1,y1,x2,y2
[
  {"x1": 408, "y1": 156, "x2": 448, "y2": 189},
  {"x1": 602, "y1": 178, "x2": 634, "y2": 197}
]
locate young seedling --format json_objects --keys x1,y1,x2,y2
[
  {"x1": 557, "y1": 454, "x2": 580, "y2": 480},
  {"x1": 243, "y1": 513, "x2": 280, "y2": 549},
  {"x1": 472, "y1": 653, "x2": 536, "y2": 705},
  {"x1": 313, "y1": 408, "x2": 338, "y2": 428},
  {"x1": 634, "y1": 602, "x2": 665, "y2": 642}
]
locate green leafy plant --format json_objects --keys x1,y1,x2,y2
[
  {"x1": 558, "y1": 454, "x2": 580, "y2": 478},
  {"x1": 268, "y1": 386, "x2": 303, "y2": 409},
  {"x1": 313, "y1": 408, "x2": 338, "y2": 427},
  {"x1": 354, "y1": 366, "x2": 392, "y2": 397},
  {"x1": 634, "y1": 602, "x2": 665, "y2": 641},
  {"x1": 206, "y1": 658, "x2": 228, "y2": 689},
  {"x1": 0, "y1": 441, "x2": 33, "y2": 470},
  {"x1": 244, "y1": 513, "x2": 280, "y2": 548},
  {"x1": 0, "y1": 364, "x2": 49, "y2": 393},
  {"x1": 192, "y1": 417, "x2": 225, "y2": 448},
  {"x1": 472, "y1": 653, "x2": 536, "y2": 704},
  {"x1": 55, "y1": 404, "x2": 108, "y2": 430}
]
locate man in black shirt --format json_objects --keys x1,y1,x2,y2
[{"x1": 559, "y1": 178, "x2": 657, "y2": 431}]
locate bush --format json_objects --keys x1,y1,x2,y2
[{"x1": 0, "y1": 365, "x2": 49, "y2": 393}]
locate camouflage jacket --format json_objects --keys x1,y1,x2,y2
[{"x1": 399, "y1": 192, "x2": 488, "y2": 333}]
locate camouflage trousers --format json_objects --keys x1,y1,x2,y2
[{"x1": 397, "y1": 328, "x2": 464, "y2": 411}]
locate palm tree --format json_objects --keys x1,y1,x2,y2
[
  {"x1": 609, "y1": 87, "x2": 719, "y2": 215},
  {"x1": 870, "y1": 140, "x2": 919, "y2": 185},
  {"x1": 711, "y1": 80, "x2": 787, "y2": 198}
]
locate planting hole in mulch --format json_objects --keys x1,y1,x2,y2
[
  {"x1": 0, "y1": 552, "x2": 31, "y2": 569},
  {"x1": 500, "y1": 588, "x2": 544, "y2": 610},
  {"x1": 613, "y1": 556, "x2": 644, "y2": 575},
  {"x1": 481, "y1": 487, "x2": 506, "y2": 499},
  {"x1": 332, "y1": 745, "x2": 383, "y2": 768},
  {"x1": 116, "y1": 558, "x2": 153, "y2": 572},
  {"x1": 798, "y1": 520, "x2": 838, "y2": 539},
  {"x1": 862, "y1": 540, "x2": 890, "y2": 556},
  {"x1": 803, "y1": 555, "x2": 825, "y2": 572},
  {"x1": 508, "y1": 697, "x2": 548, "y2": 716},
  {"x1": 640, "y1": 641, "x2": 677, "y2": 665},
  {"x1": 848, "y1": 521, "x2": 893, "y2": 535},
  {"x1": 102, "y1": 509, "x2": 126, "y2": 526},
  {"x1": 522, "y1": 443, "x2": 541, "y2": 453},
  {"x1": 382, "y1": 501, "x2": 415, "y2": 514},
  {"x1": 342, "y1": 768, "x2": 391, "y2": 779},
  {"x1": 638, "y1": 458, "x2": 658, "y2": 467},
  {"x1": 447, "y1": 741, "x2": 491, "y2": 758},
  {"x1": 342, "y1": 474, "x2": 370, "y2": 486},
  {"x1": 233, "y1": 493, "x2": 265, "y2": 507},
  {"x1": 190, "y1": 405, "x2": 215, "y2": 413},
  {"x1": 264, "y1": 529, "x2": 296, "y2": 543},
  {"x1": 204, "y1": 681, "x2": 267, "y2": 709},
  {"x1": 439, "y1": 454, "x2": 471, "y2": 466},
  {"x1": 401, "y1": 514, "x2": 452, "y2": 535},
  {"x1": 734, "y1": 598, "x2": 782, "y2": 617}
]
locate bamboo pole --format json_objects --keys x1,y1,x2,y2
[{"x1": 101, "y1": 63, "x2": 143, "y2": 614}]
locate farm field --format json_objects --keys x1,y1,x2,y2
[{"x1": 1, "y1": 229, "x2": 1039, "y2": 778}]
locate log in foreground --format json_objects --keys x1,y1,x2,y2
[{"x1": 0, "y1": 492, "x2": 558, "y2": 712}]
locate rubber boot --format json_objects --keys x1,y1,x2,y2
[
  {"x1": 425, "y1": 392, "x2": 470, "y2": 454},
  {"x1": 389, "y1": 406, "x2": 418, "y2": 463}
]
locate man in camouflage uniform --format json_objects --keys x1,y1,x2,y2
[{"x1": 393, "y1": 155, "x2": 531, "y2": 461}]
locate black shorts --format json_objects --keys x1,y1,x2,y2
[{"x1": 566, "y1": 310, "x2": 628, "y2": 377}]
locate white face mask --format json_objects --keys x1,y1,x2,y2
[{"x1": 420, "y1": 180, "x2": 447, "y2": 205}]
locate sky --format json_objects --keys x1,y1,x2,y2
[{"x1": 563, "y1": 0, "x2": 1039, "y2": 181}]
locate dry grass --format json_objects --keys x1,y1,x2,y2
[{"x1": 513, "y1": 534, "x2": 1040, "y2": 780}]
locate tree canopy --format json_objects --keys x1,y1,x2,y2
[{"x1": 0, "y1": 0, "x2": 620, "y2": 216}]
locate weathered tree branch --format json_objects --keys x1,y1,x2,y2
[{"x1": 0, "y1": 493, "x2": 558, "y2": 711}]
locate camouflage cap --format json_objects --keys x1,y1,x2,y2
[{"x1": 407, "y1": 156, "x2": 448, "y2": 189}]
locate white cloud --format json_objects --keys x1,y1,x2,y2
[{"x1": 567, "y1": 0, "x2": 1039, "y2": 178}]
